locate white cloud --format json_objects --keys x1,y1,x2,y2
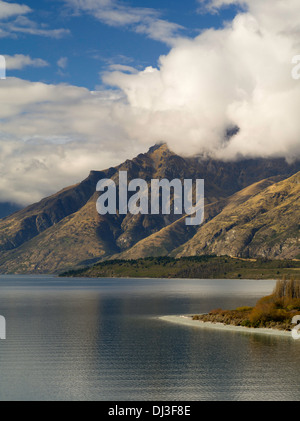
[
  {"x1": 0, "y1": 3, "x2": 70, "y2": 38},
  {"x1": 107, "y1": 64, "x2": 137, "y2": 74},
  {"x1": 0, "y1": 0, "x2": 300, "y2": 206},
  {"x1": 9, "y1": 24, "x2": 70, "y2": 38},
  {"x1": 135, "y1": 19, "x2": 183, "y2": 45},
  {"x1": 0, "y1": 78, "x2": 148, "y2": 205},
  {"x1": 0, "y1": 0, "x2": 30, "y2": 19},
  {"x1": 64, "y1": 0, "x2": 183, "y2": 45},
  {"x1": 5, "y1": 54, "x2": 48, "y2": 70},
  {"x1": 7, "y1": 15, "x2": 70, "y2": 38},
  {"x1": 57, "y1": 57, "x2": 68, "y2": 69},
  {"x1": 103, "y1": 0, "x2": 300, "y2": 161}
]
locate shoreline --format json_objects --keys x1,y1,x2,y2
[{"x1": 159, "y1": 315, "x2": 293, "y2": 338}]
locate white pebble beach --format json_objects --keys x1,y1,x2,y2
[{"x1": 159, "y1": 315, "x2": 292, "y2": 338}]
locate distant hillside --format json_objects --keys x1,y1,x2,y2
[{"x1": 0, "y1": 144, "x2": 299, "y2": 274}]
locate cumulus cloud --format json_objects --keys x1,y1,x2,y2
[
  {"x1": 103, "y1": 0, "x2": 300, "y2": 160},
  {"x1": 1, "y1": 0, "x2": 300, "y2": 206},
  {"x1": 0, "y1": 78, "x2": 146, "y2": 205}
]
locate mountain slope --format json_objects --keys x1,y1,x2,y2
[
  {"x1": 114, "y1": 177, "x2": 281, "y2": 260},
  {"x1": 0, "y1": 171, "x2": 104, "y2": 252},
  {"x1": 177, "y1": 172, "x2": 300, "y2": 260},
  {"x1": 0, "y1": 144, "x2": 299, "y2": 273}
]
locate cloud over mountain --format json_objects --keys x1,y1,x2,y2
[{"x1": 105, "y1": 0, "x2": 300, "y2": 160}]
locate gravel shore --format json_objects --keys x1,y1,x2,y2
[{"x1": 159, "y1": 315, "x2": 292, "y2": 338}]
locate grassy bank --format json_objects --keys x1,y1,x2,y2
[{"x1": 60, "y1": 255, "x2": 300, "y2": 280}]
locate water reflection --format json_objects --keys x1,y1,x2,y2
[{"x1": 0, "y1": 277, "x2": 299, "y2": 400}]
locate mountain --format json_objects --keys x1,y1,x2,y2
[
  {"x1": 176, "y1": 172, "x2": 300, "y2": 260},
  {"x1": 0, "y1": 144, "x2": 299, "y2": 273}
]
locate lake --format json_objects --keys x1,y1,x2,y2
[{"x1": 0, "y1": 276, "x2": 299, "y2": 401}]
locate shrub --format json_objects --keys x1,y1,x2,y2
[
  {"x1": 240, "y1": 319, "x2": 251, "y2": 327},
  {"x1": 235, "y1": 306, "x2": 253, "y2": 312}
]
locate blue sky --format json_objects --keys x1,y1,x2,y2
[{"x1": 2, "y1": 0, "x2": 240, "y2": 89}]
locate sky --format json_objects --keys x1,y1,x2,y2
[
  {"x1": 1, "y1": 0, "x2": 240, "y2": 88},
  {"x1": 0, "y1": 0, "x2": 300, "y2": 205}
]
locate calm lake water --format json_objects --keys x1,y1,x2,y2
[{"x1": 0, "y1": 276, "x2": 299, "y2": 401}]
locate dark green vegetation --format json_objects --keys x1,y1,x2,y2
[
  {"x1": 0, "y1": 144, "x2": 299, "y2": 274},
  {"x1": 193, "y1": 279, "x2": 300, "y2": 331},
  {"x1": 60, "y1": 255, "x2": 300, "y2": 280}
]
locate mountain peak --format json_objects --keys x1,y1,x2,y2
[{"x1": 147, "y1": 142, "x2": 168, "y2": 154}]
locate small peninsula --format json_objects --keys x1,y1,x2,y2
[{"x1": 192, "y1": 279, "x2": 300, "y2": 332}]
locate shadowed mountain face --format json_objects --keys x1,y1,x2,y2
[{"x1": 0, "y1": 144, "x2": 299, "y2": 273}]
